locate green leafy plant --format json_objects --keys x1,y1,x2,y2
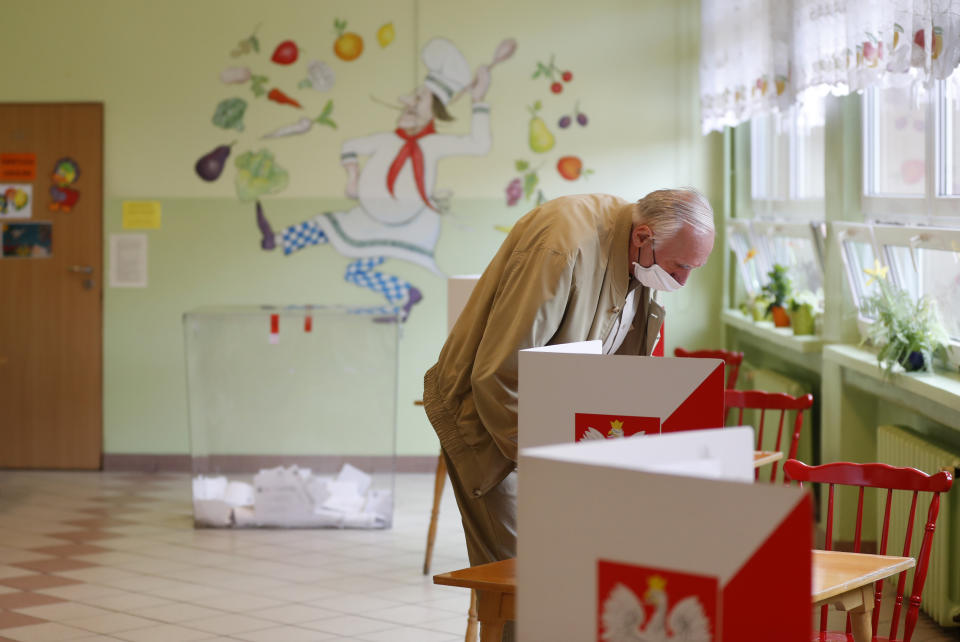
[
  {"x1": 860, "y1": 277, "x2": 948, "y2": 374},
  {"x1": 761, "y1": 264, "x2": 792, "y2": 311}
]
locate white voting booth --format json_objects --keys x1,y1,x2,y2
[
  {"x1": 447, "y1": 274, "x2": 480, "y2": 330},
  {"x1": 518, "y1": 431, "x2": 813, "y2": 641},
  {"x1": 518, "y1": 341, "x2": 727, "y2": 450}
]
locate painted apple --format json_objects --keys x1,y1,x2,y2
[{"x1": 557, "y1": 156, "x2": 582, "y2": 181}]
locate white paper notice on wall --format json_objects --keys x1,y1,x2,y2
[{"x1": 109, "y1": 233, "x2": 148, "y2": 288}]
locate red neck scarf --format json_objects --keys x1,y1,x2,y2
[{"x1": 387, "y1": 120, "x2": 437, "y2": 211}]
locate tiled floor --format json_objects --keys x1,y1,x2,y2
[
  {"x1": 0, "y1": 471, "x2": 958, "y2": 641},
  {"x1": 0, "y1": 471, "x2": 472, "y2": 642}
]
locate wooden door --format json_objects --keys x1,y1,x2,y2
[{"x1": 0, "y1": 103, "x2": 103, "y2": 469}]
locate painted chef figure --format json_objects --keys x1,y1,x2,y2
[{"x1": 259, "y1": 37, "x2": 497, "y2": 321}]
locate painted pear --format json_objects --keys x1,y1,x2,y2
[
  {"x1": 527, "y1": 101, "x2": 554, "y2": 154},
  {"x1": 529, "y1": 117, "x2": 555, "y2": 153},
  {"x1": 195, "y1": 142, "x2": 235, "y2": 182}
]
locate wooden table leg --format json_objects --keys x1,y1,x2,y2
[
  {"x1": 848, "y1": 584, "x2": 875, "y2": 642},
  {"x1": 465, "y1": 589, "x2": 478, "y2": 642},
  {"x1": 476, "y1": 589, "x2": 505, "y2": 642},
  {"x1": 825, "y1": 584, "x2": 874, "y2": 642},
  {"x1": 423, "y1": 451, "x2": 447, "y2": 575}
]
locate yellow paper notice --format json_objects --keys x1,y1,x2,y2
[{"x1": 122, "y1": 201, "x2": 162, "y2": 229}]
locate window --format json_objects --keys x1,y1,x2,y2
[
  {"x1": 750, "y1": 98, "x2": 826, "y2": 222},
  {"x1": 834, "y1": 223, "x2": 882, "y2": 313},
  {"x1": 863, "y1": 82, "x2": 960, "y2": 223},
  {"x1": 872, "y1": 225, "x2": 960, "y2": 345},
  {"x1": 752, "y1": 221, "x2": 825, "y2": 307},
  {"x1": 727, "y1": 219, "x2": 764, "y2": 297},
  {"x1": 942, "y1": 72, "x2": 960, "y2": 197},
  {"x1": 836, "y1": 222, "x2": 960, "y2": 368}
]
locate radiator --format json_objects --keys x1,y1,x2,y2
[
  {"x1": 738, "y1": 365, "x2": 813, "y2": 479},
  {"x1": 877, "y1": 424, "x2": 960, "y2": 627}
]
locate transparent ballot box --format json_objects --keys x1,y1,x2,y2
[{"x1": 183, "y1": 305, "x2": 398, "y2": 529}]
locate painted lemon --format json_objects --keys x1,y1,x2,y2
[{"x1": 377, "y1": 23, "x2": 395, "y2": 48}]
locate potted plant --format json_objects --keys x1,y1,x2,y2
[
  {"x1": 745, "y1": 293, "x2": 772, "y2": 321},
  {"x1": 860, "y1": 277, "x2": 948, "y2": 374},
  {"x1": 762, "y1": 264, "x2": 792, "y2": 328},
  {"x1": 789, "y1": 290, "x2": 819, "y2": 336}
]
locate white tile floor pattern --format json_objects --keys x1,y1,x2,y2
[
  {"x1": 0, "y1": 472, "x2": 472, "y2": 642},
  {"x1": 0, "y1": 471, "x2": 958, "y2": 641}
]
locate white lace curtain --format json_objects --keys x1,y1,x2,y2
[{"x1": 700, "y1": 0, "x2": 960, "y2": 133}]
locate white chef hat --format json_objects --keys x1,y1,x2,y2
[{"x1": 422, "y1": 37, "x2": 472, "y2": 105}]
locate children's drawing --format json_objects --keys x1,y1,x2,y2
[
  {"x1": 0, "y1": 184, "x2": 32, "y2": 219},
  {"x1": 333, "y1": 19, "x2": 364, "y2": 61},
  {"x1": 598, "y1": 560, "x2": 716, "y2": 642},
  {"x1": 49, "y1": 158, "x2": 80, "y2": 212},
  {"x1": 3, "y1": 222, "x2": 52, "y2": 258},
  {"x1": 258, "y1": 36, "x2": 516, "y2": 322}
]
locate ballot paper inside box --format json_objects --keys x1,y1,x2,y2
[
  {"x1": 183, "y1": 305, "x2": 398, "y2": 529},
  {"x1": 517, "y1": 430, "x2": 812, "y2": 642}
]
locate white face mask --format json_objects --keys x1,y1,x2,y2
[{"x1": 632, "y1": 244, "x2": 682, "y2": 292}]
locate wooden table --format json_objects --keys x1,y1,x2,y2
[
  {"x1": 434, "y1": 558, "x2": 515, "y2": 642},
  {"x1": 812, "y1": 550, "x2": 914, "y2": 642},
  {"x1": 753, "y1": 450, "x2": 783, "y2": 468},
  {"x1": 435, "y1": 551, "x2": 914, "y2": 642}
]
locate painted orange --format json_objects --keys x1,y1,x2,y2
[{"x1": 334, "y1": 32, "x2": 364, "y2": 61}]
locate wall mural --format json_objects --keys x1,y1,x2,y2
[
  {"x1": 499, "y1": 53, "x2": 593, "y2": 233},
  {"x1": 193, "y1": 18, "x2": 515, "y2": 323}
]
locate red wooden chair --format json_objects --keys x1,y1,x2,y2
[
  {"x1": 724, "y1": 389, "x2": 814, "y2": 482},
  {"x1": 673, "y1": 348, "x2": 744, "y2": 390},
  {"x1": 784, "y1": 459, "x2": 953, "y2": 642}
]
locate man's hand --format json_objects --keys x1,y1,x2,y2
[{"x1": 471, "y1": 65, "x2": 491, "y2": 102}]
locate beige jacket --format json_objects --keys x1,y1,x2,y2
[{"x1": 423, "y1": 194, "x2": 665, "y2": 497}]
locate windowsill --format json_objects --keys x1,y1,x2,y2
[
  {"x1": 722, "y1": 309, "x2": 824, "y2": 354},
  {"x1": 822, "y1": 344, "x2": 960, "y2": 413}
]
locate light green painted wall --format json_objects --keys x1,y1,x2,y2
[{"x1": 4, "y1": 0, "x2": 723, "y2": 457}]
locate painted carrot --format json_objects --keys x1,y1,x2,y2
[{"x1": 267, "y1": 88, "x2": 302, "y2": 108}]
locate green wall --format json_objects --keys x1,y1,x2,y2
[{"x1": 4, "y1": 0, "x2": 723, "y2": 457}]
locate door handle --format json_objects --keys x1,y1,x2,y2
[{"x1": 68, "y1": 265, "x2": 93, "y2": 275}]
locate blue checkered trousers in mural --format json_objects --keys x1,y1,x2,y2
[{"x1": 281, "y1": 219, "x2": 412, "y2": 307}]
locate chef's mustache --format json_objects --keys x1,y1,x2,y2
[{"x1": 370, "y1": 95, "x2": 404, "y2": 111}]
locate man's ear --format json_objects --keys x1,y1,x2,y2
[{"x1": 632, "y1": 224, "x2": 653, "y2": 248}]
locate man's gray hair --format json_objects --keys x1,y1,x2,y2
[{"x1": 632, "y1": 188, "x2": 715, "y2": 241}]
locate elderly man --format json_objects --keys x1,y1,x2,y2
[{"x1": 422, "y1": 189, "x2": 715, "y2": 641}]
